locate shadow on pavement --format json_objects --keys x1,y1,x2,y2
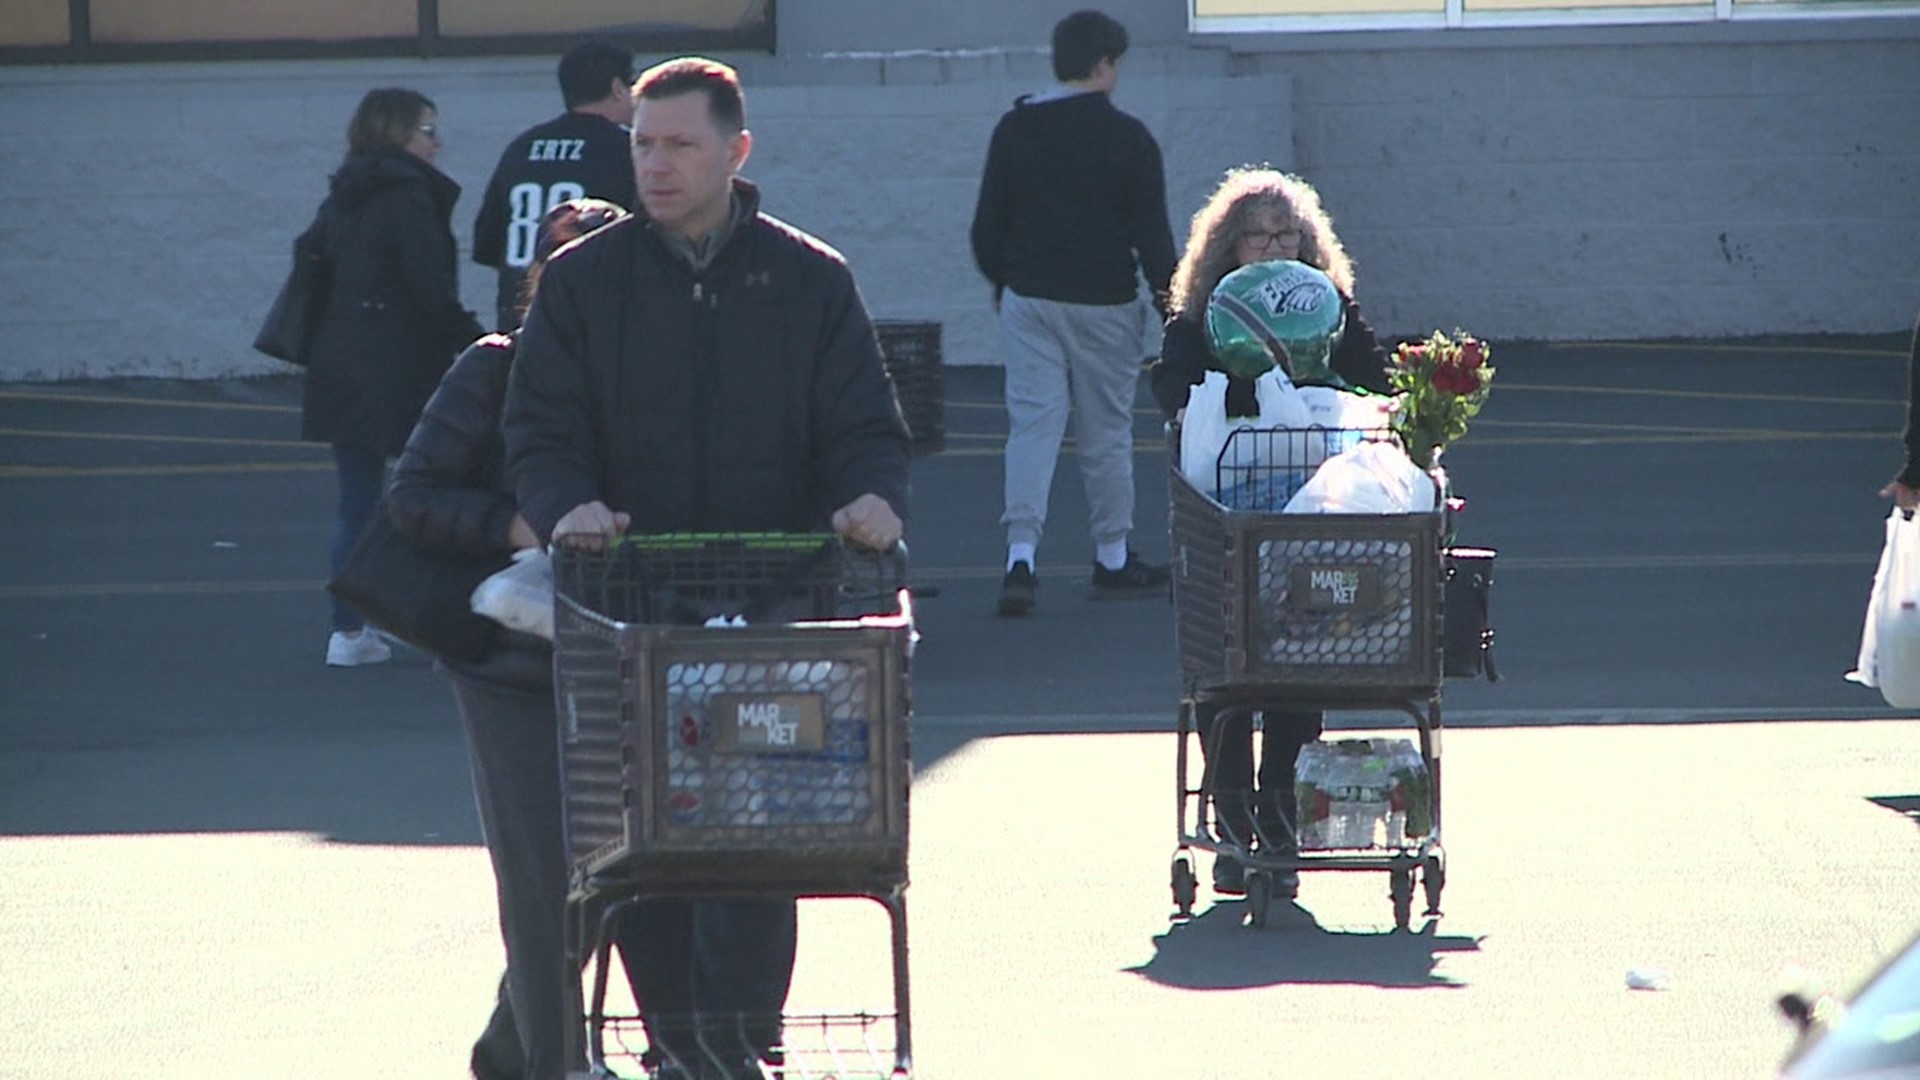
[
  {"x1": 1869, "y1": 794, "x2": 1920, "y2": 827},
  {"x1": 1128, "y1": 901, "x2": 1482, "y2": 990}
]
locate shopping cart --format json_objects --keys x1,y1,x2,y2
[
  {"x1": 552, "y1": 534, "x2": 915, "y2": 1079},
  {"x1": 1168, "y1": 424, "x2": 1449, "y2": 931}
]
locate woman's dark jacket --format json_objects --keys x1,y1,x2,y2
[
  {"x1": 304, "y1": 145, "x2": 485, "y2": 456},
  {"x1": 504, "y1": 179, "x2": 911, "y2": 542},
  {"x1": 1150, "y1": 293, "x2": 1392, "y2": 420},
  {"x1": 387, "y1": 332, "x2": 549, "y2": 690}
]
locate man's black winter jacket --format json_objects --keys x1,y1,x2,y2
[{"x1": 504, "y1": 181, "x2": 911, "y2": 542}]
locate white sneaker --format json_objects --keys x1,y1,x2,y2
[{"x1": 325, "y1": 629, "x2": 392, "y2": 667}]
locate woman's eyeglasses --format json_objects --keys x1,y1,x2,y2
[
  {"x1": 1240, "y1": 226, "x2": 1301, "y2": 250},
  {"x1": 417, "y1": 124, "x2": 440, "y2": 139}
]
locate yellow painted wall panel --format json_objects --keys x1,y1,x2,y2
[
  {"x1": 89, "y1": 0, "x2": 414, "y2": 44},
  {"x1": 0, "y1": 0, "x2": 70, "y2": 47},
  {"x1": 438, "y1": 0, "x2": 769, "y2": 37}
]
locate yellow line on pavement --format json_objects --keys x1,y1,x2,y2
[
  {"x1": 947, "y1": 381, "x2": 1893, "y2": 414},
  {"x1": 0, "y1": 550, "x2": 1872, "y2": 600},
  {"x1": 1551, "y1": 340, "x2": 1906, "y2": 359},
  {"x1": 0, "y1": 462, "x2": 331, "y2": 478},
  {"x1": 0, "y1": 390, "x2": 299, "y2": 413},
  {"x1": 0, "y1": 579, "x2": 325, "y2": 599},
  {"x1": 0, "y1": 427, "x2": 317, "y2": 449},
  {"x1": 1494, "y1": 382, "x2": 1889, "y2": 407}
]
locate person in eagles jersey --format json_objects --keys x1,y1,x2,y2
[{"x1": 472, "y1": 40, "x2": 640, "y2": 331}]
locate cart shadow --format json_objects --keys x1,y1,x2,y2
[
  {"x1": 1869, "y1": 794, "x2": 1920, "y2": 827},
  {"x1": 1128, "y1": 901, "x2": 1481, "y2": 990}
]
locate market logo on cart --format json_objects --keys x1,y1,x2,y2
[
  {"x1": 1289, "y1": 564, "x2": 1383, "y2": 611},
  {"x1": 712, "y1": 693, "x2": 827, "y2": 753}
]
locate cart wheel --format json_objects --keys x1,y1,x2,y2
[
  {"x1": 1390, "y1": 867, "x2": 1415, "y2": 932},
  {"x1": 1246, "y1": 871, "x2": 1272, "y2": 930},
  {"x1": 1170, "y1": 856, "x2": 1198, "y2": 919},
  {"x1": 1422, "y1": 852, "x2": 1446, "y2": 917}
]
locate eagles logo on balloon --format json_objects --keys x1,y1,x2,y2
[{"x1": 1205, "y1": 260, "x2": 1347, "y2": 386}]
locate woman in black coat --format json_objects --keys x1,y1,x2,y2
[
  {"x1": 306, "y1": 87, "x2": 484, "y2": 667},
  {"x1": 1149, "y1": 168, "x2": 1392, "y2": 901}
]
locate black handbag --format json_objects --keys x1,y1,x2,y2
[
  {"x1": 253, "y1": 203, "x2": 332, "y2": 366},
  {"x1": 325, "y1": 509, "x2": 510, "y2": 663},
  {"x1": 1442, "y1": 546, "x2": 1499, "y2": 681}
]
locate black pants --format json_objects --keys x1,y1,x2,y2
[
  {"x1": 1197, "y1": 702, "x2": 1322, "y2": 849},
  {"x1": 615, "y1": 896, "x2": 798, "y2": 1068},
  {"x1": 449, "y1": 672, "x2": 797, "y2": 1078}
]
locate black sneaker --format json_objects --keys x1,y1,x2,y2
[
  {"x1": 997, "y1": 562, "x2": 1038, "y2": 616},
  {"x1": 1090, "y1": 552, "x2": 1170, "y2": 598}
]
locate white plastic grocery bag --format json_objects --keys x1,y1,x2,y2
[
  {"x1": 470, "y1": 547, "x2": 555, "y2": 641},
  {"x1": 1181, "y1": 370, "x2": 1312, "y2": 498},
  {"x1": 1283, "y1": 441, "x2": 1437, "y2": 515},
  {"x1": 1846, "y1": 508, "x2": 1920, "y2": 707}
]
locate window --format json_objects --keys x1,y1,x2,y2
[
  {"x1": 1191, "y1": 0, "x2": 1920, "y2": 32},
  {"x1": 0, "y1": 0, "x2": 773, "y2": 59}
]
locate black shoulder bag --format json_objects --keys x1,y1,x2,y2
[
  {"x1": 253, "y1": 201, "x2": 333, "y2": 366},
  {"x1": 325, "y1": 507, "x2": 512, "y2": 663}
]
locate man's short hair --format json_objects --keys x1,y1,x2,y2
[
  {"x1": 559, "y1": 40, "x2": 635, "y2": 109},
  {"x1": 1051, "y1": 9, "x2": 1129, "y2": 83},
  {"x1": 633, "y1": 56, "x2": 746, "y2": 133}
]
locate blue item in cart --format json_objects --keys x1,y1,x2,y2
[{"x1": 1217, "y1": 469, "x2": 1310, "y2": 512}]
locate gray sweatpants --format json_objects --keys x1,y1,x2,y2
[{"x1": 999, "y1": 289, "x2": 1144, "y2": 556}]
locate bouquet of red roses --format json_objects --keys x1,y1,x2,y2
[{"x1": 1387, "y1": 330, "x2": 1494, "y2": 470}]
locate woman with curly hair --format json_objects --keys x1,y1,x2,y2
[
  {"x1": 1151, "y1": 166, "x2": 1388, "y2": 416},
  {"x1": 1150, "y1": 167, "x2": 1392, "y2": 900}
]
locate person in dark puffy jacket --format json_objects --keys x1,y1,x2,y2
[
  {"x1": 505, "y1": 57, "x2": 910, "y2": 1080},
  {"x1": 304, "y1": 87, "x2": 484, "y2": 668},
  {"x1": 389, "y1": 199, "x2": 627, "y2": 1080}
]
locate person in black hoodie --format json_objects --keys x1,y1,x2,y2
[
  {"x1": 389, "y1": 199, "x2": 626, "y2": 1080},
  {"x1": 304, "y1": 87, "x2": 484, "y2": 667},
  {"x1": 970, "y1": 9, "x2": 1177, "y2": 617},
  {"x1": 472, "y1": 41, "x2": 640, "y2": 332}
]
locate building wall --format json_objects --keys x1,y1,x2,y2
[{"x1": 0, "y1": 4, "x2": 1914, "y2": 379}]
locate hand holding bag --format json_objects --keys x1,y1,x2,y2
[
  {"x1": 253, "y1": 202, "x2": 333, "y2": 366},
  {"x1": 325, "y1": 509, "x2": 510, "y2": 663},
  {"x1": 470, "y1": 548, "x2": 556, "y2": 641}
]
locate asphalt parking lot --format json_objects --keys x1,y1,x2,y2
[{"x1": 3, "y1": 333, "x2": 1918, "y2": 1079}]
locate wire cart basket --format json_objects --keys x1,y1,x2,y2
[
  {"x1": 1168, "y1": 424, "x2": 1449, "y2": 932},
  {"x1": 553, "y1": 534, "x2": 915, "y2": 1079}
]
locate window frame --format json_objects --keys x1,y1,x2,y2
[
  {"x1": 0, "y1": 0, "x2": 776, "y2": 63},
  {"x1": 1189, "y1": 0, "x2": 1920, "y2": 34}
]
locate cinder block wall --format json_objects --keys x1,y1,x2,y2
[{"x1": 0, "y1": 6, "x2": 1915, "y2": 380}]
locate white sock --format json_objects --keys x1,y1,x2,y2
[
  {"x1": 1096, "y1": 540, "x2": 1128, "y2": 572},
  {"x1": 1007, "y1": 544, "x2": 1036, "y2": 572}
]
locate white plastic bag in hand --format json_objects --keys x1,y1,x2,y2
[
  {"x1": 470, "y1": 547, "x2": 555, "y2": 641},
  {"x1": 1180, "y1": 372, "x2": 1242, "y2": 494},
  {"x1": 1182, "y1": 370, "x2": 1313, "y2": 497},
  {"x1": 1253, "y1": 366, "x2": 1311, "y2": 430},
  {"x1": 1846, "y1": 508, "x2": 1920, "y2": 707},
  {"x1": 1283, "y1": 441, "x2": 1437, "y2": 515}
]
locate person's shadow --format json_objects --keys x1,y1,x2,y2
[{"x1": 1128, "y1": 899, "x2": 1482, "y2": 990}]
